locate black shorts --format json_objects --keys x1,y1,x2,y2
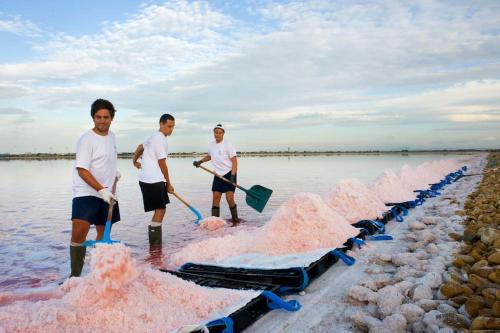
[
  {"x1": 71, "y1": 196, "x2": 120, "y2": 226},
  {"x1": 212, "y1": 171, "x2": 236, "y2": 193},
  {"x1": 139, "y1": 181, "x2": 170, "y2": 212}
]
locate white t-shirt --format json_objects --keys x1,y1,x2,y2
[
  {"x1": 208, "y1": 139, "x2": 237, "y2": 175},
  {"x1": 72, "y1": 130, "x2": 118, "y2": 198},
  {"x1": 139, "y1": 131, "x2": 168, "y2": 183}
]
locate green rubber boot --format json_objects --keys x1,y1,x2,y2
[
  {"x1": 148, "y1": 225, "x2": 162, "y2": 246},
  {"x1": 70, "y1": 245, "x2": 86, "y2": 277},
  {"x1": 211, "y1": 206, "x2": 220, "y2": 217},
  {"x1": 230, "y1": 205, "x2": 239, "y2": 223}
]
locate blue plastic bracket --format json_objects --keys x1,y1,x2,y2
[
  {"x1": 367, "y1": 234, "x2": 393, "y2": 241},
  {"x1": 278, "y1": 268, "x2": 310, "y2": 295},
  {"x1": 352, "y1": 237, "x2": 365, "y2": 249},
  {"x1": 261, "y1": 291, "x2": 301, "y2": 312},
  {"x1": 330, "y1": 249, "x2": 356, "y2": 266},
  {"x1": 206, "y1": 317, "x2": 234, "y2": 333},
  {"x1": 390, "y1": 207, "x2": 404, "y2": 222}
]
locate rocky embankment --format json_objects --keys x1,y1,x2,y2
[
  {"x1": 443, "y1": 153, "x2": 500, "y2": 332},
  {"x1": 346, "y1": 154, "x2": 500, "y2": 333}
]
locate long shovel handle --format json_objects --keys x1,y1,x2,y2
[
  {"x1": 105, "y1": 177, "x2": 119, "y2": 221},
  {"x1": 198, "y1": 165, "x2": 245, "y2": 191},
  {"x1": 171, "y1": 192, "x2": 190, "y2": 207}
]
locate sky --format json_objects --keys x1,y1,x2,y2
[{"x1": 0, "y1": 0, "x2": 499, "y2": 153}]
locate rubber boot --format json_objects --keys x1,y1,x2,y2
[
  {"x1": 148, "y1": 225, "x2": 162, "y2": 246},
  {"x1": 211, "y1": 206, "x2": 220, "y2": 217},
  {"x1": 230, "y1": 205, "x2": 239, "y2": 223},
  {"x1": 70, "y1": 245, "x2": 86, "y2": 277}
]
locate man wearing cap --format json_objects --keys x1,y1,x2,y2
[
  {"x1": 132, "y1": 114, "x2": 175, "y2": 245},
  {"x1": 193, "y1": 124, "x2": 239, "y2": 222},
  {"x1": 70, "y1": 98, "x2": 120, "y2": 277}
]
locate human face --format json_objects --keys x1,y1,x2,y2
[
  {"x1": 160, "y1": 119, "x2": 175, "y2": 136},
  {"x1": 214, "y1": 128, "x2": 224, "y2": 143},
  {"x1": 93, "y1": 109, "x2": 113, "y2": 135}
]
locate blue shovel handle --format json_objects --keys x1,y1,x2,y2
[
  {"x1": 172, "y1": 192, "x2": 203, "y2": 224},
  {"x1": 188, "y1": 206, "x2": 203, "y2": 225}
]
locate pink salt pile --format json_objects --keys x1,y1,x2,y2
[
  {"x1": 171, "y1": 192, "x2": 359, "y2": 266},
  {"x1": 257, "y1": 193, "x2": 360, "y2": 255},
  {"x1": 370, "y1": 169, "x2": 416, "y2": 203},
  {"x1": 199, "y1": 216, "x2": 227, "y2": 231},
  {"x1": 0, "y1": 244, "x2": 258, "y2": 333},
  {"x1": 399, "y1": 164, "x2": 430, "y2": 190},
  {"x1": 323, "y1": 179, "x2": 387, "y2": 224},
  {"x1": 415, "y1": 161, "x2": 442, "y2": 185},
  {"x1": 413, "y1": 159, "x2": 461, "y2": 185}
]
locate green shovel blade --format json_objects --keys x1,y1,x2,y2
[{"x1": 244, "y1": 185, "x2": 273, "y2": 213}]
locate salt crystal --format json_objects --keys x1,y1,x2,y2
[{"x1": 198, "y1": 217, "x2": 227, "y2": 231}]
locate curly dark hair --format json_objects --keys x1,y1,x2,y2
[{"x1": 91, "y1": 99, "x2": 116, "y2": 119}]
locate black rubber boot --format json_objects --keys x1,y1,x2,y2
[
  {"x1": 148, "y1": 225, "x2": 162, "y2": 246},
  {"x1": 70, "y1": 245, "x2": 86, "y2": 277},
  {"x1": 229, "y1": 205, "x2": 239, "y2": 223},
  {"x1": 211, "y1": 206, "x2": 220, "y2": 217}
]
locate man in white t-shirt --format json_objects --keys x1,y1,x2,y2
[
  {"x1": 132, "y1": 114, "x2": 175, "y2": 245},
  {"x1": 193, "y1": 124, "x2": 239, "y2": 222},
  {"x1": 70, "y1": 99, "x2": 120, "y2": 277}
]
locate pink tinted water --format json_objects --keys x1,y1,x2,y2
[{"x1": 0, "y1": 154, "x2": 470, "y2": 291}]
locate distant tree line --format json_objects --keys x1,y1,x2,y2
[{"x1": 0, "y1": 149, "x2": 497, "y2": 160}]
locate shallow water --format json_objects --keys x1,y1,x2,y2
[{"x1": 0, "y1": 153, "x2": 472, "y2": 291}]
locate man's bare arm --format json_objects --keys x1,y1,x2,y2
[{"x1": 132, "y1": 144, "x2": 144, "y2": 169}]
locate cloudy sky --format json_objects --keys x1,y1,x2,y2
[{"x1": 1, "y1": 0, "x2": 499, "y2": 153}]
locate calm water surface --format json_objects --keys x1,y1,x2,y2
[{"x1": 0, "y1": 153, "x2": 473, "y2": 291}]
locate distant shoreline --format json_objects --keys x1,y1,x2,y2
[{"x1": 0, "y1": 149, "x2": 494, "y2": 161}]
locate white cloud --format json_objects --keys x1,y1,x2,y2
[
  {"x1": 0, "y1": 15, "x2": 41, "y2": 37},
  {"x1": 0, "y1": 0, "x2": 499, "y2": 152},
  {"x1": 1, "y1": 1, "x2": 238, "y2": 83}
]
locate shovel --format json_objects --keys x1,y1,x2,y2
[
  {"x1": 171, "y1": 192, "x2": 203, "y2": 224},
  {"x1": 83, "y1": 177, "x2": 120, "y2": 247},
  {"x1": 197, "y1": 165, "x2": 273, "y2": 213}
]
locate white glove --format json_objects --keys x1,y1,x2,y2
[
  {"x1": 98, "y1": 188, "x2": 117, "y2": 204},
  {"x1": 116, "y1": 170, "x2": 122, "y2": 181}
]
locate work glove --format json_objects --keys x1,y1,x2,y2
[
  {"x1": 230, "y1": 174, "x2": 237, "y2": 184},
  {"x1": 193, "y1": 160, "x2": 203, "y2": 167},
  {"x1": 98, "y1": 188, "x2": 117, "y2": 204}
]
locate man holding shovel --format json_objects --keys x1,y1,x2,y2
[
  {"x1": 193, "y1": 124, "x2": 239, "y2": 223},
  {"x1": 132, "y1": 114, "x2": 175, "y2": 245},
  {"x1": 70, "y1": 99, "x2": 120, "y2": 277}
]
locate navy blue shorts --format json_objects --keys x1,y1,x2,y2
[
  {"x1": 71, "y1": 196, "x2": 120, "y2": 226},
  {"x1": 139, "y1": 181, "x2": 170, "y2": 212},
  {"x1": 212, "y1": 171, "x2": 236, "y2": 193}
]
